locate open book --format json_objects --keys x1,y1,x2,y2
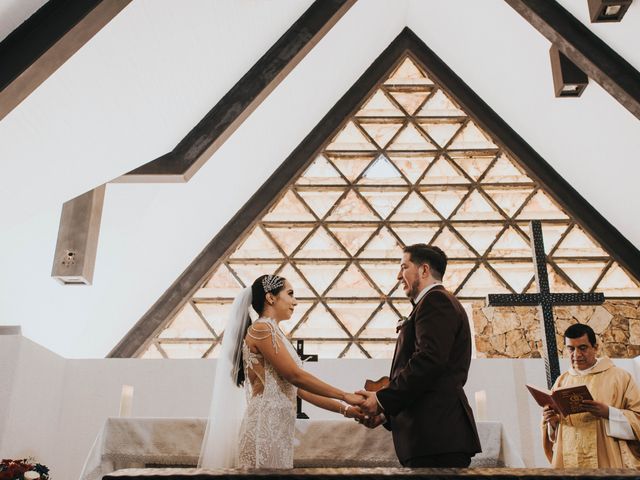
[{"x1": 526, "y1": 383, "x2": 594, "y2": 416}]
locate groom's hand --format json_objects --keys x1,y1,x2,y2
[
  {"x1": 345, "y1": 405, "x2": 366, "y2": 422},
  {"x1": 355, "y1": 390, "x2": 382, "y2": 416},
  {"x1": 360, "y1": 414, "x2": 385, "y2": 429}
]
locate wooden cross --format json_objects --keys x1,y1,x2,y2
[
  {"x1": 487, "y1": 220, "x2": 605, "y2": 388},
  {"x1": 296, "y1": 339, "x2": 318, "y2": 419}
]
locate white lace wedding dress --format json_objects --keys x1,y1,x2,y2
[{"x1": 237, "y1": 317, "x2": 302, "y2": 468}]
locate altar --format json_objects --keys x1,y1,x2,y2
[{"x1": 80, "y1": 417, "x2": 524, "y2": 480}]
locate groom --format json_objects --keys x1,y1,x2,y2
[{"x1": 358, "y1": 244, "x2": 481, "y2": 467}]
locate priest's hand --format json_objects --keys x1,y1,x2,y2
[
  {"x1": 355, "y1": 390, "x2": 382, "y2": 416},
  {"x1": 581, "y1": 400, "x2": 609, "y2": 418},
  {"x1": 543, "y1": 405, "x2": 560, "y2": 428}
]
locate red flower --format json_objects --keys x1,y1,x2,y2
[{"x1": 0, "y1": 458, "x2": 46, "y2": 480}]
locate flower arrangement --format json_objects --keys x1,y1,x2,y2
[{"x1": 0, "y1": 459, "x2": 49, "y2": 480}]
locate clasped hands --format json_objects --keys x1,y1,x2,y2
[{"x1": 342, "y1": 390, "x2": 385, "y2": 428}]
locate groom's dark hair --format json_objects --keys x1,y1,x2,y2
[{"x1": 403, "y1": 244, "x2": 447, "y2": 280}]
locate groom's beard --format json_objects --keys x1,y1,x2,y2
[{"x1": 407, "y1": 278, "x2": 421, "y2": 301}]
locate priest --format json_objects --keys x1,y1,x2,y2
[{"x1": 543, "y1": 323, "x2": 640, "y2": 468}]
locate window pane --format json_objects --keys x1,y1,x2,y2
[
  {"x1": 159, "y1": 303, "x2": 214, "y2": 339},
  {"x1": 553, "y1": 226, "x2": 607, "y2": 258},
  {"x1": 388, "y1": 123, "x2": 437, "y2": 151},
  {"x1": 420, "y1": 156, "x2": 469, "y2": 185},
  {"x1": 482, "y1": 154, "x2": 533, "y2": 184},
  {"x1": 451, "y1": 190, "x2": 503, "y2": 221},
  {"x1": 293, "y1": 304, "x2": 349, "y2": 339},
  {"x1": 263, "y1": 190, "x2": 315, "y2": 222},
  {"x1": 327, "y1": 191, "x2": 379, "y2": 221},
  {"x1": 448, "y1": 121, "x2": 497, "y2": 150},
  {"x1": 329, "y1": 225, "x2": 377, "y2": 256},
  {"x1": 384, "y1": 58, "x2": 433, "y2": 86},
  {"x1": 360, "y1": 303, "x2": 401, "y2": 339},
  {"x1": 388, "y1": 90, "x2": 430, "y2": 115},
  {"x1": 357, "y1": 155, "x2": 407, "y2": 185},
  {"x1": 390, "y1": 191, "x2": 441, "y2": 221},
  {"x1": 359, "y1": 121, "x2": 403, "y2": 149},
  {"x1": 419, "y1": 121, "x2": 464, "y2": 149},
  {"x1": 294, "y1": 227, "x2": 348, "y2": 258},
  {"x1": 359, "y1": 227, "x2": 403, "y2": 259},
  {"x1": 326, "y1": 264, "x2": 379, "y2": 297},
  {"x1": 296, "y1": 155, "x2": 346, "y2": 185},
  {"x1": 326, "y1": 121, "x2": 376, "y2": 151},
  {"x1": 297, "y1": 189, "x2": 344, "y2": 219},
  {"x1": 327, "y1": 302, "x2": 380, "y2": 336},
  {"x1": 416, "y1": 89, "x2": 464, "y2": 117},
  {"x1": 356, "y1": 89, "x2": 404, "y2": 117}
]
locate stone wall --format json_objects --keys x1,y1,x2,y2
[{"x1": 473, "y1": 300, "x2": 640, "y2": 358}]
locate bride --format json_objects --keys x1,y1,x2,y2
[{"x1": 199, "y1": 274, "x2": 365, "y2": 469}]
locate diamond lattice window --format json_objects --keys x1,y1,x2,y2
[{"x1": 138, "y1": 56, "x2": 640, "y2": 360}]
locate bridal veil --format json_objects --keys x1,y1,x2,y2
[{"x1": 198, "y1": 287, "x2": 253, "y2": 468}]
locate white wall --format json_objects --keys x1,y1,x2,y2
[
  {"x1": 3, "y1": 334, "x2": 639, "y2": 478},
  {"x1": 0, "y1": 335, "x2": 216, "y2": 480},
  {"x1": 0, "y1": 334, "x2": 21, "y2": 449},
  {"x1": 0, "y1": 336, "x2": 66, "y2": 468}
]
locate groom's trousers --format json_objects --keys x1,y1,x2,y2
[{"x1": 403, "y1": 452, "x2": 471, "y2": 468}]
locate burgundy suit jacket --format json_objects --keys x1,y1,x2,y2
[{"x1": 376, "y1": 285, "x2": 481, "y2": 463}]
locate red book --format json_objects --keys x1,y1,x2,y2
[{"x1": 526, "y1": 383, "x2": 594, "y2": 416}]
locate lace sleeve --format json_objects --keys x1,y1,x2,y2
[{"x1": 247, "y1": 322, "x2": 279, "y2": 353}]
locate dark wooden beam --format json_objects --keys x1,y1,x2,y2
[
  {"x1": 109, "y1": 27, "x2": 640, "y2": 358},
  {"x1": 505, "y1": 0, "x2": 640, "y2": 119},
  {"x1": 115, "y1": 0, "x2": 356, "y2": 184},
  {"x1": 0, "y1": 0, "x2": 131, "y2": 121}
]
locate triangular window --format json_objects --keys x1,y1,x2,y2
[{"x1": 123, "y1": 50, "x2": 639, "y2": 360}]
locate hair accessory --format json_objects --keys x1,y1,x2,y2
[{"x1": 262, "y1": 275, "x2": 284, "y2": 293}]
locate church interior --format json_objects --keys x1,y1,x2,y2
[{"x1": 1, "y1": 0, "x2": 639, "y2": 478}]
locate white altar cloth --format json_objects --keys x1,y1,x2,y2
[{"x1": 80, "y1": 417, "x2": 524, "y2": 479}]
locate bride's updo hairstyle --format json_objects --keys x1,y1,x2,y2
[
  {"x1": 251, "y1": 274, "x2": 286, "y2": 315},
  {"x1": 236, "y1": 274, "x2": 287, "y2": 386}
]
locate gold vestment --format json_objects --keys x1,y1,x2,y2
[{"x1": 542, "y1": 357, "x2": 640, "y2": 468}]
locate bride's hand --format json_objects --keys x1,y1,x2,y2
[{"x1": 343, "y1": 392, "x2": 365, "y2": 406}]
